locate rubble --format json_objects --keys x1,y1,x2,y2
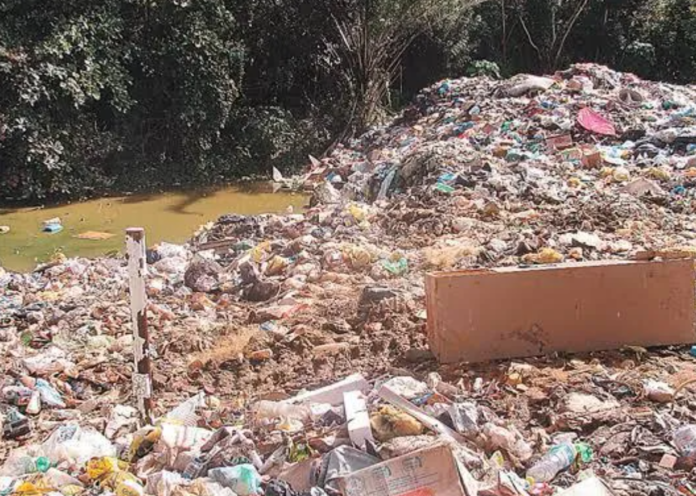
[{"x1": 5, "y1": 63, "x2": 696, "y2": 494}]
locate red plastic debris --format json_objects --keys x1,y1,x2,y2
[{"x1": 577, "y1": 107, "x2": 616, "y2": 136}]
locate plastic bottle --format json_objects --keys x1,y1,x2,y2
[
  {"x1": 526, "y1": 442, "x2": 588, "y2": 483},
  {"x1": 674, "y1": 425, "x2": 696, "y2": 463}
]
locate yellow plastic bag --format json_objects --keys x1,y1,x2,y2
[
  {"x1": 265, "y1": 255, "x2": 288, "y2": 276},
  {"x1": 251, "y1": 241, "x2": 271, "y2": 263},
  {"x1": 127, "y1": 426, "x2": 162, "y2": 462},
  {"x1": 347, "y1": 204, "x2": 367, "y2": 222},
  {"x1": 86, "y1": 456, "x2": 127, "y2": 481},
  {"x1": 12, "y1": 480, "x2": 53, "y2": 496}
]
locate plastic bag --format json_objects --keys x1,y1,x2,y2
[
  {"x1": 42, "y1": 425, "x2": 116, "y2": 466},
  {"x1": 43, "y1": 467, "x2": 83, "y2": 488},
  {"x1": 209, "y1": 464, "x2": 262, "y2": 495},
  {"x1": 127, "y1": 426, "x2": 162, "y2": 462},
  {"x1": 0, "y1": 446, "x2": 44, "y2": 477},
  {"x1": 577, "y1": 107, "x2": 616, "y2": 136},
  {"x1": 154, "y1": 256, "x2": 188, "y2": 275},
  {"x1": 347, "y1": 204, "x2": 367, "y2": 222},
  {"x1": 186, "y1": 478, "x2": 237, "y2": 496},
  {"x1": 22, "y1": 347, "x2": 74, "y2": 375},
  {"x1": 251, "y1": 241, "x2": 272, "y2": 263},
  {"x1": 381, "y1": 255, "x2": 408, "y2": 276},
  {"x1": 157, "y1": 243, "x2": 189, "y2": 259},
  {"x1": 87, "y1": 456, "x2": 144, "y2": 496},
  {"x1": 146, "y1": 470, "x2": 187, "y2": 496},
  {"x1": 161, "y1": 392, "x2": 206, "y2": 427}
]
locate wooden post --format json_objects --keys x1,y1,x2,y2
[{"x1": 126, "y1": 227, "x2": 153, "y2": 424}]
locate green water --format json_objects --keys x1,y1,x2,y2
[{"x1": 0, "y1": 184, "x2": 306, "y2": 272}]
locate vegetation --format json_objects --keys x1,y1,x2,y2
[{"x1": 1, "y1": 0, "x2": 695, "y2": 202}]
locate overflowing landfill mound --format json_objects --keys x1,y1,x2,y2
[{"x1": 5, "y1": 63, "x2": 696, "y2": 495}]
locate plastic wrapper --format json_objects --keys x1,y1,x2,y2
[
  {"x1": 146, "y1": 470, "x2": 188, "y2": 496},
  {"x1": 209, "y1": 464, "x2": 261, "y2": 495},
  {"x1": 42, "y1": 425, "x2": 116, "y2": 467}
]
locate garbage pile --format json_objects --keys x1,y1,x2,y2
[{"x1": 4, "y1": 63, "x2": 696, "y2": 494}]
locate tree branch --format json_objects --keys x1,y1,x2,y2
[
  {"x1": 519, "y1": 14, "x2": 541, "y2": 56},
  {"x1": 553, "y1": 0, "x2": 589, "y2": 69}
]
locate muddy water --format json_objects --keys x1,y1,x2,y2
[{"x1": 0, "y1": 184, "x2": 306, "y2": 272}]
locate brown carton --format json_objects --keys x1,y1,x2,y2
[{"x1": 426, "y1": 260, "x2": 696, "y2": 363}]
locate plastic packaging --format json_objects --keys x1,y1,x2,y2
[
  {"x1": 0, "y1": 477, "x2": 14, "y2": 494},
  {"x1": 156, "y1": 242, "x2": 189, "y2": 259},
  {"x1": 483, "y1": 423, "x2": 533, "y2": 462},
  {"x1": 157, "y1": 423, "x2": 213, "y2": 465},
  {"x1": 153, "y1": 256, "x2": 188, "y2": 275},
  {"x1": 2, "y1": 386, "x2": 33, "y2": 406},
  {"x1": 382, "y1": 255, "x2": 408, "y2": 276},
  {"x1": 182, "y1": 455, "x2": 208, "y2": 480},
  {"x1": 253, "y1": 400, "x2": 311, "y2": 423},
  {"x1": 188, "y1": 478, "x2": 237, "y2": 496},
  {"x1": 146, "y1": 470, "x2": 187, "y2": 496},
  {"x1": 161, "y1": 392, "x2": 206, "y2": 426},
  {"x1": 43, "y1": 467, "x2": 82, "y2": 487},
  {"x1": 209, "y1": 464, "x2": 262, "y2": 495},
  {"x1": 674, "y1": 425, "x2": 696, "y2": 463},
  {"x1": 35, "y1": 379, "x2": 66, "y2": 408},
  {"x1": 0, "y1": 450, "x2": 42, "y2": 477},
  {"x1": 2, "y1": 408, "x2": 30, "y2": 439},
  {"x1": 42, "y1": 425, "x2": 116, "y2": 466},
  {"x1": 43, "y1": 223, "x2": 63, "y2": 234},
  {"x1": 526, "y1": 442, "x2": 592, "y2": 483},
  {"x1": 87, "y1": 456, "x2": 145, "y2": 495},
  {"x1": 22, "y1": 346, "x2": 73, "y2": 375},
  {"x1": 127, "y1": 426, "x2": 162, "y2": 462}
]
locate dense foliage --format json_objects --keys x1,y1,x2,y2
[{"x1": 1, "y1": 0, "x2": 695, "y2": 202}]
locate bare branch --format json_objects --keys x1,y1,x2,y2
[
  {"x1": 553, "y1": 0, "x2": 589, "y2": 69},
  {"x1": 519, "y1": 14, "x2": 541, "y2": 56}
]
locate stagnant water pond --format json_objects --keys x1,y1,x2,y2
[{"x1": 0, "y1": 183, "x2": 306, "y2": 272}]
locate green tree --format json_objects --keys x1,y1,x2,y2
[{"x1": 0, "y1": 0, "x2": 245, "y2": 201}]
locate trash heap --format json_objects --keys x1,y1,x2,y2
[{"x1": 5, "y1": 63, "x2": 696, "y2": 494}]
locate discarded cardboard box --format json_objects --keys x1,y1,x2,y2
[
  {"x1": 426, "y1": 260, "x2": 696, "y2": 363},
  {"x1": 339, "y1": 443, "x2": 474, "y2": 496}
]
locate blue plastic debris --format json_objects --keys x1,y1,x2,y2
[{"x1": 42, "y1": 224, "x2": 63, "y2": 234}]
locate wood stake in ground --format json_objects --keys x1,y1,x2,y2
[{"x1": 126, "y1": 227, "x2": 153, "y2": 423}]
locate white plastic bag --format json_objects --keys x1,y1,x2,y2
[{"x1": 42, "y1": 425, "x2": 116, "y2": 466}]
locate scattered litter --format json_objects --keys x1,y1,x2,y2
[
  {"x1": 4, "y1": 61, "x2": 696, "y2": 495},
  {"x1": 42, "y1": 223, "x2": 63, "y2": 234}
]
